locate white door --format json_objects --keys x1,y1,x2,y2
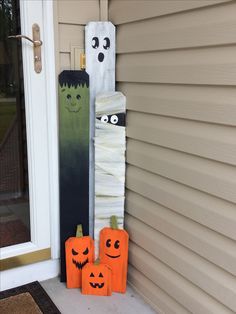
[{"x1": 0, "y1": 0, "x2": 59, "y2": 289}]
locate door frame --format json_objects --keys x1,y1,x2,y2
[{"x1": 0, "y1": 0, "x2": 59, "y2": 289}]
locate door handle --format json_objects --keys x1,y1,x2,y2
[
  {"x1": 8, "y1": 24, "x2": 42, "y2": 73},
  {"x1": 8, "y1": 35, "x2": 42, "y2": 47}
]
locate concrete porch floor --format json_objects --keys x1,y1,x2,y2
[{"x1": 41, "y1": 277, "x2": 156, "y2": 314}]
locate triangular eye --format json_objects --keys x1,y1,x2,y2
[
  {"x1": 99, "y1": 272, "x2": 103, "y2": 278},
  {"x1": 90, "y1": 272, "x2": 95, "y2": 277},
  {"x1": 72, "y1": 248, "x2": 78, "y2": 255}
]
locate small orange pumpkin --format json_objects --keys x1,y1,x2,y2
[
  {"x1": 99, "y1": 216, "x2": 129, "y2": 293},
  {"x1": 82, "y1": 258, "x2": 112, "y2": 296},
  {"x1": 65, "y1": 225, "x2": 94, "y2": 288}
]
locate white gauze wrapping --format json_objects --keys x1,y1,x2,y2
[{"x1": 94, "y1": 92, "x2": 126, "y2": 256}]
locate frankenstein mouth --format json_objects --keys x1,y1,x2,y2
[
  {"x1": 72, "y1": 258, "x2": 88, "y2": 270},
  {"x1": 105, "y1": 253, "x2": 120, "y2": 259},
  {"x1": 65, "y1": 105, "x2": 81, "y2": 113},
  {"x1": 89, "y1": 282, "x2": 105, "y2": 289}
]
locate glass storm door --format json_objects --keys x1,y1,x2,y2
[{"x1": 0, "y1": 0, "x2": 53, "y2": 268}]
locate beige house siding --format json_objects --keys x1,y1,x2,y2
[{"x1": 109, "y1": 0, "x2": 236, "y2": 313}]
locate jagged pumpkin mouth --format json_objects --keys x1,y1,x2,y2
[
  {"x1": 89, "y1": 282, "x2": 105, "y2": 289},
  {"x1": 72, "y1": 257, "x2": 88, "y2": 270}
]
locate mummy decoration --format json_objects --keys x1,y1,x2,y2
[
  {"x1": 85, "y1": 22, "x2": 116, "y2": 235},
  {"x1": 94, "y1": 92, "x2": 126, "y2": 256}
]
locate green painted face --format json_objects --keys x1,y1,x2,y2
[{"x1": 60, "y1": 84, "x2": 85, "y2": 113}]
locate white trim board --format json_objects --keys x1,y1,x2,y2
[{"x1": 0, "y1": 259, "x2": 60, "y2": 291}]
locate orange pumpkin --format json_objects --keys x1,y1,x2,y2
[
  {"x1": 65, "y1": 225, "x2": 94, "y2": 288},
  {"x1": 99, "y1": 216, "x2": 129, "y2": 293},
  {"x1": 82, "y1": 259, "x2": 112, "y2": 296}
]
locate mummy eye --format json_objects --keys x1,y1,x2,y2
[
  {"x1": 103, "y1": 37, "x2": 110, "y2": 50},
  {"x1": 111, "y1": 115, "x2": 118, "y2": 124},
  {"x1": 92, "y1": 37, "x2": 99, "y2": 49},
  {"x1": 101, "y1": 115, "x2": 108, "y2": 123}
]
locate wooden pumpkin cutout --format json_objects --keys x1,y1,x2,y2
[
  {"x1": 65, "y1": 225, "x2": 94, "y2": 288},
  {"x1": 82, "y1": 258, "x2": 112, "y2": 296},
  {"x1": 99, "y1": 216, "x2": 129, "y2": 293}
]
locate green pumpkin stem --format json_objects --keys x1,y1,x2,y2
[
  {"x1": 76, "y1": 224, "x2": 83, "y2": 238},
  {"x1": 110, "y1": 215, "x2": 118, "y2": 230},
  {"x1": 94, "y1": 258, "x2": 100, "y2": 266}
]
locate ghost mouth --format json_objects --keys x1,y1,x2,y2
[
  {"x1": 105, "y1": 253, "x2": 120, "y2": 259},
  {"x1": 98, "y1": 52, "x2": 104, "y2": 62},
  {"x1": 89, "y1": 282, "x2": 105, "y2": 289},
  {"x1": 72, "y1": 258, "x2": 88, "y2": 270}
]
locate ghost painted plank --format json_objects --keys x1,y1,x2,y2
[
  {"x1": 85, "y1": 22, "x2": 116, "y2": 236},
  {"x1": 94, "y1": 92, "x2": 126, "y2": 255},
  {"x1": 59, "y1": 71, "x2": 90, "y2": 282}
]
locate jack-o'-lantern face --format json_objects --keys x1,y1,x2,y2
[
  {"x1": 89, "y1": 270, "x2": 105, "y2": 289},
  {"x1": 65, "y1": 236, "x2": 94, "y2": 288},
  {"x1": 100, "y1": 229, "x2": 127, "y2": 261},
  {"x1": 99, "y1": 225, "x2": 129, "y2": 293},
  {"x1": 71, "y1": 244, "x2": 89, "y2": 270},
  {"x1": 104, "y1": 234, "x2": 121, "y2": 259},
  {"x1": 82, "y1": 263, "x2": 112, "y2": 296}
]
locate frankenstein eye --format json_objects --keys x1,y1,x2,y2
[
  {"x1": 90, "y1": 272, "x2": 95, "y2": 277},
  {"x1": 72, "y1": 248, "x2": 78, "y2": 255},
  {"x1": 103, "y1": 37, "x2": 110, "y2": 50},
  {"x1": 114, "y1": 240, "x2": 120, "y2": 249},
  {"x1": 101, "y1": 115, "x2": 108, "y2": 123},
  {"x1": 92, "y1": 37, "x2": 99, "y2": 49},
  {"x1": 67, "y1": 94, "x2": 71, "y2": 100},
  {"x1": 110, "y1": 115, "x2": 118, "y2": 124},
  {"x1": 83, "y1": 247, "x2": 89, "y2": 255},
  {"x1": 76, "y1": 94, "x2": 81, "y2": 100},
  {"x1": 106, "y1": 239, "x2": 111, "y2": 248},
  {"x1": 99, "y1": 272, "x2": 103, "y2": 278}
]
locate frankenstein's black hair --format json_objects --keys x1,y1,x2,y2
[{"x1": 59, "y1": 70, "x2": 89, "y2": 88}]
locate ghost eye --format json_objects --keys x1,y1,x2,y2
[
  {"x1": 114, "y1": 240, "x2": 120, "y2": 249},
  {"x1": 76, "y1": 94, "x2": 81, "y2": 100},
  {"x1": 99, "y1": 272, "x2": 103, "y2": 278},
  {"x1": 67, "y1": 94, "x2": 71, "y2": 100},
  {"x1": 83, "y1": 247, "x2": 89, "y2": 255},
  {"x1": 106, "y1": 239, "x2": 111, "y2": 247},
  {"x1": 101, "y1": 115, "x2": 108, "y2": 123},
  {"x1": 72, "y1": 248, "x2": 78, "y2": 255},
  {"x1": 92, "y1": 37, "x2": 99, "y2": 49},
  {"x1": 110, "y1": 115, "x2": 118, "y2": 124},
  {"x1": 103, "y1": 37, "x2": 110, "y2": 50},
  {"x1": 90, "y1": 272, "x2": 95, "y2": 277}
]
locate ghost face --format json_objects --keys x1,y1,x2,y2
[
  {"x1": 86, "y1": 22, "x2": 115, "y2": 74},
  {"x1": 92, "y1": 36, "x2": 111, "y2": 63}
]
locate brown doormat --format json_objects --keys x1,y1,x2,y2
[{"x1": 0, "y1": 281, "x2": 61, "y2": 314}]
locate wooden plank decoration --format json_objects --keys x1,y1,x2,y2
[
  {"x1": 59, "y1": 71, "x2": 90, "y2": 281},
  {"x1": 85, "y1": 22, "x2": 116, "y2": 236},
  {"x1": 94, "y1": 92, "x2": 126, "y2": 255}
]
